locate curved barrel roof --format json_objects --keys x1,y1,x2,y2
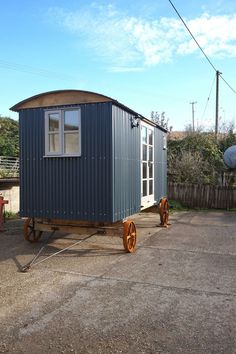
[
  {"x1": 10, "y1": 89, "x2": 114, "y2": 112},
  {"x1": 10, "y1": 89, "x2": 167, "y2": 132}
]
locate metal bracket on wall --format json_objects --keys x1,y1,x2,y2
[{"x1": 131, "y1": 116, "x2": 140, "y2": 128}]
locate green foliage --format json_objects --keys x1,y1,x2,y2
[
  {"x1": 168, "y1": 129, "x2": 236, "y2": 185},
  {"x1": 4, "y1": 210, "x2": 19, "y2": 219},
  {"x1": 169, "y1": 199, "x2": 188, "y2": 212},
  {"x1": 0, "y1": 117, "x2": 19, "y2": 157},
  {"x1": 0, "y1": 168, "x2": 18, "y2": 178},
  {"x1": 218, "y1": 121, "x2": 236, "y2": 153}
]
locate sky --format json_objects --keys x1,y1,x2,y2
[{"x1": 1, "y1": 0, "x2": 236, "y2": 131}]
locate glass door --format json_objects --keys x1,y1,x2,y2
[{"x1": 141, "y1": 123, "x2": 154, "y2": 208}]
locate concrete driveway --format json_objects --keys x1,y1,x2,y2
[{"x1": 0, "y1": 211, "x2": 236, "y2": 354}]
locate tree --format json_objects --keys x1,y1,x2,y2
[
  {"x1": 167, "y1": 131, "x2": 230, "y2": 185},
  {"x1": 218, "y1": 121, "x2": 236, "y2": 153},
  {"x1": 168, "y1": 150, "x2": 216, "y2": 184},
  {"x1": 0, "y1": 117, "x2": 19, "y2": 156},
  {"x1": 150, "y1": 111, "x2": 173, "y2": 131}
]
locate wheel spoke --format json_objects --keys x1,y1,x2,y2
[
  {"x1": 28, "y1": 229, "x2": 34, "y2": 237},
  {"x1": 127, "y1": 233, "x2": 136, "y2": 240}
]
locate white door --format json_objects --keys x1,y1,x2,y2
[{"x1": 141, "y1": 122, "x2": 155, "y2": 209}]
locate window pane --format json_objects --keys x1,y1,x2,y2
[
  {"x1": 149, "y1": 130, "x2": 153, "y2": 145},
  {"x1": 142, "y1": 163, "x2": 147, "y2": 179},
  {"x1": 141, "y1": 126, "x2": 147, "y2": 144},
  {"x1": 149, "y1": 180, "x2": 153, "y2": 195},
  {"x1": 142, "y1": 145, "x2": 147, "y2": 161},
  {"x1": 143, "y1": 181, "x2": 147, "y2": 197},
  {"x1": 149, "y1": 146, "x2": 153, "y2": 161},
  {"x1": 149, "y1": 163, "x2": 153, "y2": 178},
  {"x1": 49, "y1": 133, "x2": 60, "y2": 152},
  {"x1": 49, "y1": 113, "x2": 59, "y2": 131},
  {"x1": 64, "y1": 132, "x2": 79, "y2": 154},
  {"x1": 64, "y1": 110, "x2": 79, "y2": 131}
]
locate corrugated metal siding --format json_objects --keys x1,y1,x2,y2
[
  {"x1": 19, "y1": 102, "x2": 113, "y2": 222},
  {"x1": 154, "y1": 129, "x2": 167, "y2": 202},
  {"x1": 20, "y1": 100, "x2": 167, "y2": 223},
  {"x1": 112, "y1": 105, "x2": 141, "y2": 221}
]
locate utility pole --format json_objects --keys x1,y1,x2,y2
[
  {"x1": 215, "y1": 70, "x2": 222, "y2": 137},
  {"x1": 190, "y1": 101, "x2": 197, "y2": 132}
]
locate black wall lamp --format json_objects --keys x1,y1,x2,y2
[{"x1": 131, "y1": 115, "x2": 140, "y2": 128}]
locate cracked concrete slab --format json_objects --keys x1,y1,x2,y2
[{"x1": 0, "y1": 210, "x2": 235, "y2": 353}]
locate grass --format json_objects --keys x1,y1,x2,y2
[
  {"x1": 169, "y1": 200, "x2": 236, "y2": 212},
  {"x1": 169, "y1": 199, "x2": 189, "y2": 212},
  {"x1": 4, "y1": 211, "x2": 19, "y2": 219}
]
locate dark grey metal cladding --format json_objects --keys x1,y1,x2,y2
[
  {"x1": 154, "y1": 129, "x2": 167, "y2": 202},
  {"x1": 19, "y1": 102, "x2": 113, "y2": 222},
  {"x1": 112, "y1": 105, "x2": 141, "y2": 221}
]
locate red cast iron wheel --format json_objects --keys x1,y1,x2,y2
[
  {"x1": 123, "y1": 220, "x2": 137, "y2": 253},
  {"x1": 158, "y1": 197, "x2": 170, "y2": 227}
]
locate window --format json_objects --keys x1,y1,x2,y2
[{"x1": 45, "y1": 109, "x2": 81, "y2": 156}]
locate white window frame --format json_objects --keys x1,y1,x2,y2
[
  {"x1": 45, "y1": 108, "x2": 81, "y2": 157},
  {"x1": 140, "y1": 121, "x2": 155, "y2": 209}
]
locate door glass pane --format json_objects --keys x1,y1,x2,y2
[
  {"x1": 142, "y1": 145, "x2": 147, "y2": 161},
  {"x1": 49, "y1": 133, "x2": 60, "y2": 152},
  {"x1": 149, "y1": 180, "x2": 153, "y2": 195},
  {"x1": 143, "y1": 181, "x2": 147, "y2": 197},
  {"x1": 64, "y1": 132, "x2": 79, "y2": 153},
  {"x1": 64, "y1": 110, "x2": 79, "y2": 131},
  {"x1": 49, "y1": 113, "x2": 59, "y2": 131},
  {"x1": 142, "y1": 163, "x2": 147, "y2": 179},
  {"x1": 149, "y1": 146, "x2": 153, "y2": 161},
  {"x1": 141, "y1": 126, "x2": 147, "y2": 144},
  {"x1": 149, "y1": 130, "x2": 153, "y2": 145},
  {"x1": 149, "y1": 163, "x2": 153, "y2": 178}
]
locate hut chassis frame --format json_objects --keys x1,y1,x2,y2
[
  {"x1": 21, "y1": 197, "x2": 169, "y2": 272},
  {"x1": 24, "y1": 217, "x2": 137, "y2": 253}
]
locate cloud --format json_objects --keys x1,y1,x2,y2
[
  {"x1": 47, "y1": 5, "x2": 236, "y2": 70},
  {"x1": 178, "y1": 13, "x2": 236, "y2": 57}
]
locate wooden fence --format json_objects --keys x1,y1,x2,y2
[{"x1": 168, "y1": 182, "x2": 236, "y2": 209}]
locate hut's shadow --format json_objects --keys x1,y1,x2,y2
[{"x1": 0, "y1": 219, "x2": 125, "y2": 273}]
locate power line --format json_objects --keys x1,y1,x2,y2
[
  {"x1": 167, "y1": 0, "x2": 217, "y2": 72},
  {"x1": 167, "y1": 0, "x2": 236, "y2": 95},
  {"x1": 201, "y1": 75, "x2": 216, "y2": 120},
  {"x1": 0, "y1": 59, "x2": 74, "y2": 82},
  {"x1": 220, "y1": 75, "x2": 236, "y2": 94}
]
